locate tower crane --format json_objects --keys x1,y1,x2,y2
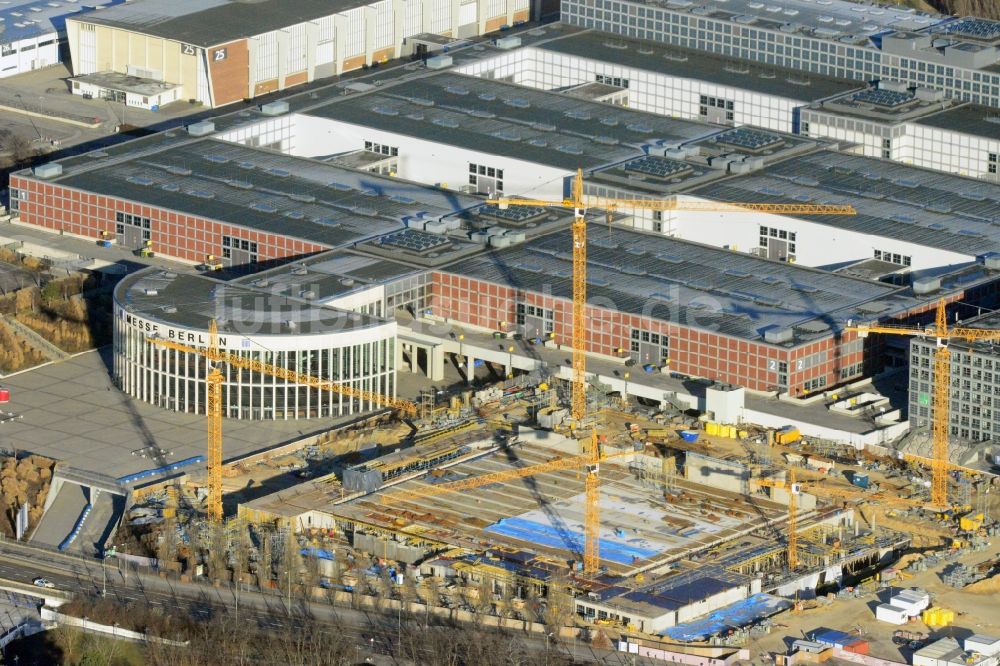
[
  {"x1": 380, "y1": 432, "x2": 629, "y2": 575},
  {"x1": 489, "y1": 169, "x2": 856, "y2": 425},
  {"x1": 751, "y1": 467, "x2": 801, "y2": 570},
  {"x1": 488, "y1": 169, "x2": 854, "y2": 574},
  {"x1": 847, "y1": 298, "x2": 1000, "y2": 508},
  {"x1": 149, "y1": 321, "x2": 417, "y2": 521}
]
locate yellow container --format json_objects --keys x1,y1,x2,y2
[
  {"x1": 706, "y1": 422, "x2": 719, "y2": 436},
  {"x1": 960, "y1": 513, "x2": 984, "y2": 531},
  {"x1": 922, "y1": 607, "x2": 955, "y2": 628}
]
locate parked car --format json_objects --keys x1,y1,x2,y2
[{"x1": 33, "y1": 578, "x2": 55, "y2": 589}]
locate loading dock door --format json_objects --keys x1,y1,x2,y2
[{"x1": 117, "y1": 225, "x2": 145, "y2": 251}]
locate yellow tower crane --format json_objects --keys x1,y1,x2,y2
[
  {"x1": 847, "y1": 298, "x2": 1000, "y2": 508},
  {"x1": 489, "y1": 169, "x2": 854, "y2": 573},
  {"x1": 380, "y1": 432, "x2": 630, "y2": 575},
  {"x1": 751, "y1": 467, "x2": 801, "y2": 570},
  {"x1": 489, "y1": 169, "x2": 856, "y2": 425},
  {"x1": 149, "y1": 322, "x2": 417, "y2": 521}
]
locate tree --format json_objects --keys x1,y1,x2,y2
[
  {"x1": 0, "y1": 131, "x2": 36, "y2": 166},
  {"x1": 543, "y1": 573, "x2": 575, "y2": 635}
]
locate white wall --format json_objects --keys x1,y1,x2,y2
[
  {"x1": 289, "y1": 113, "x2": 568, "y2": 199},
  {"x1": 645, "y1": 196, "x2": 973, "y2": 270},
  {"x1": 802, "y1": 108, "x2": 1000, "y2": 180},
  {"x1": 905, "y1": 123, "x2": 1000, "y2": 180},
  {"x1": 457, "y1": 47, "x2": 809, "y2": 133},
  {"x1": 0, "y1": 31, "x2": 61, "y2": 78}
]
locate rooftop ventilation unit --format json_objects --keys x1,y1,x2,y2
[
  {"x1": 763, "y1": 327, "x2": 793, "y2": 344},
  {"x1": 426, "y1": 54, "x2": 453, "y2": 69},
  {"x1": 260, "y1": 100, "x2": 289, "y2": 116},
  {"x1": 495, "y1": 35, "x2": 521, "y2": 49},
  {"x1": 33, "y1": 163, "x2": 62, "y2": 178},
  {"x1": 187, "y1": 120, "x2": 215, "y2": 136},
  {"x1": 912, "y1": 276, "x2": 941, "y2": 295}
]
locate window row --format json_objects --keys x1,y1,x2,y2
[
  {"x1": 364, "y1": 141, "x2": 398, "y2": 156},
  {"x1": 873, "y1": 249, "x2": 912, "y2": 267},
  {"x1": 116, "y1": 212, "x2": 151, "y2": 229}
]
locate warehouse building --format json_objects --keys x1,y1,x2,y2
[
  {"x1": 64, "y1": 0, "x2": 530, "y2": 108},
  {"x1": 0, "y1": 0, "x2": 120, "y2": 78},
  {"x1": 216, "y1": 70, "x2": 720, "y2": 200},
  {"x1": 601, "y1": 146, "x2": 1000, "y2": 271},
  {"x1": 456, "y1": 28, "x2": 861, "y2": 134},
  {"x1": 561, "y1": 0, "x2": 1000, "y2": 112},
  {"x1": 455, "y1": 28, "x2": 1000, "y2": 181},
  {"x1": 204, "y1": 69, "x2": 1000, "y2": 274},
  {"x1": 12, "y1": 62, "x2": 1000, "y2": 401},
  {"x1": 8, "y1": 134, "x2": 483, "y2": 267}
]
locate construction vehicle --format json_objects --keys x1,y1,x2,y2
[
  {"x1": 773, "y1": 426, "x2": 802, "y2": 446},
  {"x1": 148, "y1": 320, "x2": 417, "y2": 521},
  {"x1": 848, "y1": 299, "x2": 1000, "y2": 508}
]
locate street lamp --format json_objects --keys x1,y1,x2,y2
[
  {"x1": 507, "y1": 345, "x2": 515, "y2": 378},
  {"x1": 623, "y1": 371, "x2": 630, "y2": 400},
  {"x1": 13, "y1": 94, "x2": 41, "y2": 142}
]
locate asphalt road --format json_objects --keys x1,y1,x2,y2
[{"x1": 0, "y1": 539, "x2": 653, "y2": 665}]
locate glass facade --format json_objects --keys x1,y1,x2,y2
[{"x1": 114, "y1": 314, "x2": 396, "y2": 420}]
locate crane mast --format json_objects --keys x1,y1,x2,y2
[{"x1": 149, "y1": 324, "x2": 416, "y2": 521}]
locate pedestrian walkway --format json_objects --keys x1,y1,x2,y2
[{"x1": 2, "y1": 315, "x2": 69, "y2": 362}]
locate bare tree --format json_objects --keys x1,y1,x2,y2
[{"x1": 0, "y1": 131, "x2": 36, "y2": 166}]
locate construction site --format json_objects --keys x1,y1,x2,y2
[
  {"x1": 5, "y1": 21, "x2": 1000, "y2": 661},
  {"x1": 108, "y1": 351, "x2": 997, "y2": 647}
]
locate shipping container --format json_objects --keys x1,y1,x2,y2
[{"x1": 876, "y1": 604, "x2": 909, "y2": 625}]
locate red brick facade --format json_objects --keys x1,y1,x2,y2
[
  {"x1": 9, "y1": 176, "x2": 328, "y2": 264},
  {"x1": 10, "y1": 175, "x2": 984, "y2": 397},
  {"x1": 431, "y1": 271, "x2": 868, "y2": 395}
]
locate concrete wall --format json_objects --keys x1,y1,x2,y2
[
  {"x1": 683, "y1": 451, "x2": 748, "y2": 494},
  {"x1": 741, "y1": 407, "x2": 909, "y2": 448},
  {"x1": 76, "y1": 25, "x2": 203, "y2": 102},
  {"x1": 41, "y1": 608, "x2": 188, "y2": 646},
  {"x1": 618, "y1": 642, "x2": 750, "y2": 665},
  {"x1": 675, "y1": 585, "x2": 746, "y2": 623}
]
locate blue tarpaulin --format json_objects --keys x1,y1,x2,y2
[
  {"x1": 484, "y1": 517, "x2": 659, "y2": 565},
  {"x1": 662, "y1": 593, "x2": 793, "y2": 642},
  {"x1": 300, "y1": 547, "x2": 335, "y2": 560}
]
